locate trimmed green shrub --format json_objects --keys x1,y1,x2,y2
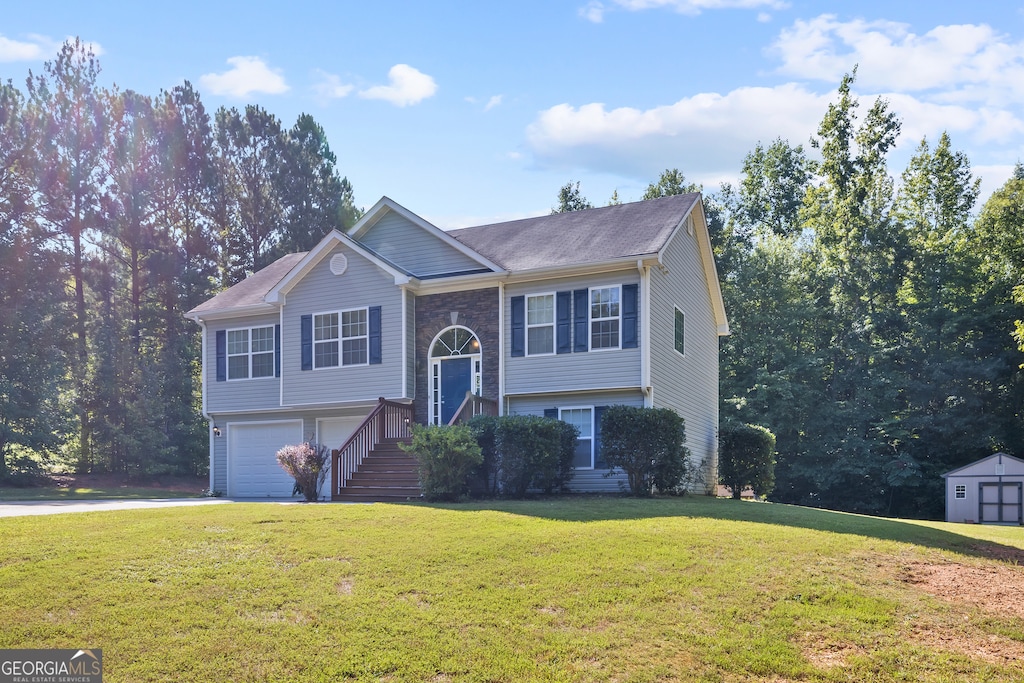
[
  {"x1": 601, "y1": 406, "x2": 688, "y2": 496},
  {"x1": 466, "y1": 415, "x2": 499, "y2": 496},
  {"x1": 719, "y1": 421, "x2": 776, "y2": 499},
  {"x1": 401, "y1": 424, "x2": 482, "y2": 501},
  {"x1": 493, "y1": 415, "x2": 577, "y2": 497}
]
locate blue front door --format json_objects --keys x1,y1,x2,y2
[{"x1": 440, "y1": 357, "x2": 473, "y2": 425}]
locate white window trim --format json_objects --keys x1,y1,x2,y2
[
  {"x1": 340, "y1": 307, "x2": 370, "y2": 368},
  {"x1": 226, "y1": 324, "x2": 275, "y2": 381},
  {"x1": 427, "y1": 325, "x2": 483, "y2": 426},
  {"x1": 674, "y1": 307, "x2": 685, "y2": 357},
  {"x1": 526, "y1": 292, "x2": 556, "y2": 357},
  {"x1": 313, "y1": 307, "x2": 370, "y2": 369},
  {"x1": 589, "y1": 284, "x2": 622, "y2": 352},
  {"x1": 312, "y1": 310, "x2": 340, "y2": 370},
  {"x1": 559, "y1": 405, "x2": 595, "y2": 470},
  {"x1": 955, "y1": 484, "x2": 967, "y2": 499}
]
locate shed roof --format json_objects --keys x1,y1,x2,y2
[{"x1": 942, "y1": 452, "x2": 1024, "y2": 478}]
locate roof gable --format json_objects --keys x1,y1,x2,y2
[
  {"x1": 942, "y1": 452, "x2": 1024, "y2": 477},
  {"x1": 348, "y1": 197, "x2": 502, "y2": 277},
  {"x1": 265, "y1": 230, "x2": 409, "y2": 304}
]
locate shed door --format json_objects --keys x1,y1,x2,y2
[{"x1": 979, "y1": 482, "x2": 1023, "y2": 525}]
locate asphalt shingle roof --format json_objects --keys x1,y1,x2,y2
[
  {"x1": 448, "y1": 193, "x2": 700, "y2": 271},
  {"x1": 187, "y1": 193, "x2": 701, "y2": 317},
  {"x1": 186, "y1": 251, "x2": 306, "y2": 316}
]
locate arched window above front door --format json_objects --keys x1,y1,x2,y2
[{"x1": 430, "y1": 326, "x2": 481, "y2": 357}]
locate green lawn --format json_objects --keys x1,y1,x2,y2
[{"x1": 1, "y1": 496, "x2": 1022, "y2": 682}]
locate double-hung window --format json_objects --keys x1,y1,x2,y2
[
  {"x1": 314, "y1": 313, "x2": 339, "y2": 368},
  {"x1": 227, "y1": 326, "x2": 274, "y2": 380},
  {"x1": 590, "y1": 286, "x2": 620, "y2": 350},
  {"x1": 526, "y1": 293, "x2": 555, "y2": 355},
  {"x1": 955, "y1": 484, "x2": 966, "y2": 499},
  {"x1": 314, "y1": 309, "x2": 368, "y2": 368},
  {"x1": 341, "y1": 308, "x2": 368, "y2": 366},
  {"x1": 560, "y1": 407, "x2": 594, "y2": 469}
]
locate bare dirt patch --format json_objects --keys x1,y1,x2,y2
[
  {"x1": 903, "y1": 561, "x2": 1024, "y2": 618},
  {"x1": 900, "y1": 560, "x2": 1024, "y2": 665}
]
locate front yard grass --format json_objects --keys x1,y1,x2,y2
[{"x1": 1, "y1": 496, "x2": 1022, "y2": 682}]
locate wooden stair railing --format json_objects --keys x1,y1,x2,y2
[
  {"x1": 448, "y1": 391, "x2": 498, "y2": 426},
  {"x1": 331, "y1": 398, "x2": 415, "y2": 498}
]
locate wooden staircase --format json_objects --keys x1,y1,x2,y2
[{"x1": 333, "y1": 438, "x2": 421, "y2": 502}]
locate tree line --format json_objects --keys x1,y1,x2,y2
[
  {"x1": 2, "y1": 39, "x2": 1021, "y2": 518},
  {"x1": 0, "y1": 39, "x2": 358, "y2": 480},
  {"x1": 558, "y1": 72, "x2": 1024, "y2": 519}
]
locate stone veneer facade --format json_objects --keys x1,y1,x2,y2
[{"x1": 413, "y1": 287, "x2": 500, "y2": 425}]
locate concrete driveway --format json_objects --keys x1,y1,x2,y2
[{"x1": 0, "y1": 498, "x2": 238, "y2": 518}]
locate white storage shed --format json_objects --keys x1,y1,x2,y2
[{"x1": 942, "y1": 453, "x2": 1024, "y2": 525}]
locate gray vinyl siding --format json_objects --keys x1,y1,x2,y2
[
  {"x1": 649, "y1": 216, "x2": 720, "y2": 492},
  {"x1": 507, "y1": 389, "x2": 643, "y2": 492},
  {"x1": 208, "y1": 406, "x2": 378, "y2": 495},
  {"x1": 360, "y1": 211, "x2": 485, "y2": 277},
  {"x1": 205, "y1": 312, "x2": 282, "y2": 414},
  {"x1": 504, "y1": 270, "x2": 642, "y2": 395},
  {"x1": 281, "y1": 244, "x2": 405, "y2": 406}
]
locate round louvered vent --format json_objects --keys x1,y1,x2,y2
[{"x1": 330, "y1": 252, "x2": 348, "y2": 276}]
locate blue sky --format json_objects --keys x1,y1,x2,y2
[{"x1": 3, "y1": 1, "x2": 1023, "y2": 227}]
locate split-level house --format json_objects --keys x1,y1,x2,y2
[{"x1": 185, "y1": 193, "x2": 729, "y2": 499}]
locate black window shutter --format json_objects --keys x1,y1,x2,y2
[
  {"x1": 300, "y1": 315, "x2": 313, "y2": 371},
  {"x1": 622, "y1": 283, "x2": 639, "y2": 349},
  {"x1": 368, "y1": 306, "x2": 382, "y2": 365},
  {"x1": 544, "y1": 408, "x2": 558, "y2": 419},
  {"x1": 511, "y1": 296, "x2": 525, "y2": 357},
  {"x1": 215, "y1": 330, "x2": 227, "y2": 382},
  {"x1": 594, "y1": 406, "x2": 607, "y2": 469},
  {"x1": 556, "y1": 291, "x2": 572, "y2": 354},
  {"x1": 573, "y1": 289, "x2": 589, "y2": 352},
  {"x1": 274, "y1": 324, "x2": 281, "y2": 377}
]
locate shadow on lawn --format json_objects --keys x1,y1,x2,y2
[{"x1": 427, "y1": 495, "x2": 1024, "y2": 564}]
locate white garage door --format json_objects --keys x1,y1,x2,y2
[
  {"x1": 317, "y1": 416, "x2": 364, "y2": 493},
  {"x1": 228, "y1": 420, "x2": 303, "y2": 497}
]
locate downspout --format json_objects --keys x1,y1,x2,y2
[
  {"x1": 279, "y1": 305, "x2": 285, "y2": 407},
  {"x1": 401, "y1": 286, "x2": 409, "y2": 400},
  {"x1": 498, "y1": 282, "x2": 506, "y2": 416},
  {"x1": 639, "y1": 260, "x2": 653, "y2": 407},
  {"x1": 198, "y1": 319, "x2": 214, "y2": 494}
]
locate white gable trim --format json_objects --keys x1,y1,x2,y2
[
  {"x1": 348, "y1": 196, "x2": 505, "y2": 274},
  {"x1": 265, "y1": 230, "x2": 410, "y2": 305},
  {"x1": 660, "y1": 199, "x2": 730, "y2": 336}
]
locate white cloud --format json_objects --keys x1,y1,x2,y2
[
  {"x1": 484, "y1": 95, "x2": 503, "y2": 111},
  {"x1": 199, "y1": 56, "x2": 289, "y2": 98},
  {"x1": 581, "y1": 0, "x2": 787, "y2": 22},
  {"x1": 526, "y1": 81, "x2": 1024, "y2": 183},
  {"x1": 0, "y1": 34, "x2": 102, "y2": 62},
  {"x1": 359, "y1": 64, "x2": 437, "y2": 107},
  {"x1": 580, "y1": 2, "x2": 607, "y2": 22},
  {"x1": 527, "y1": 84, "x2": 831, "y2": 178},
  {"x1": 312, "y1": 69, "x2": 354, "y2": 99},
  {"x1": 772, "y1": 16, "x2": 1024, "y2": 105}
]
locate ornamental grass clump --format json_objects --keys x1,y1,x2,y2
[{"x1": 275, "y1": 442, "x2": 330, "y2": 501}]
